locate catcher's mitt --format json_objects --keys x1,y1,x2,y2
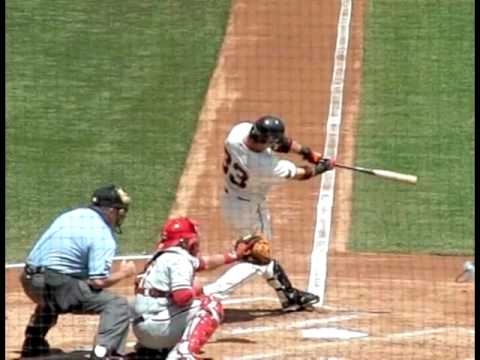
[{"x1": 235, "y1": 233, "x2": 272, "y2": 265}]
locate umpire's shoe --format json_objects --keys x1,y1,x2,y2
[
  {"x1": 282, "y1": 289, "x2": 319, "y2": 312},
  {"x1": 21, "y1": 337, "x2": 50, "y2": 357},
  {"x1": 90, "y1": 345, "x2": 125, "y2": 360}
]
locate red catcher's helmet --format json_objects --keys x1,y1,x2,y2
[{"x1": 157, "y1": 217, "x2": 199, "y2": 253}]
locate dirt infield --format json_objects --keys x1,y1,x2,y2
[{"x1": 5, "y1": 0, "x2": 474, "y2": 359}]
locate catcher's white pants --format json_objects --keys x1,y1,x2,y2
[
  {"x1": 203, "y1": 261, "x2": 276, "y2": 299},
  {"x1": 221, "y1": 192, "x2": 272, "y2": 240},
  {"x1": 132, "y1": 300, "x2": 202, "y2": 351}
]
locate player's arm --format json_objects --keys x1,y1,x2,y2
[
  {"x1": 186, "y1": 242, "x2": 254, "y2": 300},
  {"x1": 292, "y1": 159, "x2": 336, "y2": 180},
  {"x1": 273, "y1": 136, "x2": 323, "y2": 164},
  {"x1": 196, "y1": 241, "x2": 254, "y2": 272},
  {"x1": 88, "y1": 260, "x2": 137, "y2": 289},
  {"x1": 273, "y1": 158, "x2": 335, "y2": 182},
  {"x1": 169, "y1": 257, "x2": 212, "y2": 307},
  {"x1": 87, "y1": 237, "x2": 136, "y2": 289}
]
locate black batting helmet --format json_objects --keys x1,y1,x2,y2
[{"x1": 249, "y1": 115, "x2": 285, "y2": 145}]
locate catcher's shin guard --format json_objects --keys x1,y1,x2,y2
[
  {"x1": 266, "y1": 260, "x2": 295, "y2": 306},
  {"x1": 266, "y1": 260, "x2": 319, "y2": 311},
  {"x1": 167, "y1": 296, "x2": 224, "y2": 359},
  {"x1": 285, "y1": 290, "x2": 320, "y2": 312}
]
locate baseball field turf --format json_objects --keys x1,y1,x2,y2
[
  {"x1": 6, "y1": 0, "x2": 474, "y2": 262},
  {"x1": 6, "y1": 0, "x2": 232, "y2": 261},
  {"x1": 349, "y1": 0, "x2": 474, "y2": 254}
]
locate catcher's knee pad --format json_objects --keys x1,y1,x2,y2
[
  {"x1": 199, "y1": 295, "x2": 224, "y2": 323},
  {"x1": 180, "y1": 296, "x2": 223, "y2": 355}
]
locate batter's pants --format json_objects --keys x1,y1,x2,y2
[
  {"x1": 203, "y1": 261, "x2": 276, "y2": 298},
  {"x1": 221, "y1": 192, "x2": 273, "y2": 240}
]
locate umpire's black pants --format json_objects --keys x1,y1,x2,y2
[{"x1": 20, "y1": 265, "x2": 131, "y2": 354}]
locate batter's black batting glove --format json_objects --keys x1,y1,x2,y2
[{"x1": 314, "y1": 158, "x2": 335, "y2": 175}]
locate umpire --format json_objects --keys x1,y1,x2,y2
[{"x1": 20, "y1": 184, "x2": 137, "y2": 360}]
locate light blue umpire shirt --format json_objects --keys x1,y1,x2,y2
[{"x1": 26, "y1": 207, "x2": 117, "y2": 280}]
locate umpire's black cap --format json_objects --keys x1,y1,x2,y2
[{"x1": 91, "y1": 184, "x2": 131, "y2": 209}]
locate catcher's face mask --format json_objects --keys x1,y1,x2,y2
[{"x1": 113, "y1": 206, "x2": 128, "y2": 233}]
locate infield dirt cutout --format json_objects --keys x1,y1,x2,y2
[{"x1": 5, "y1": 1, "x2": 474, "y2": 359}]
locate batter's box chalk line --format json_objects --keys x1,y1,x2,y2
[
  {"x1": 206, "y1": 296, "x2": 383, "y2": 319},
  {"x1": 223, "y1": 313, "x2": 370, "y2": 336},
  {"x1": 301, "y1": 327, "x2": 368, "y2": 340}
]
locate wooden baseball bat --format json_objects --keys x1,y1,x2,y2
[{"x1": 335, "y1": 163, "x2": 418, "y2": 185}]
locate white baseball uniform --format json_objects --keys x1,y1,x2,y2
[
  {"x1": 221, "y1": 122, "x2": 297, "y2": 239},
  {"x1": 203, "y1": 122, "x2": 297, "y2": 299},
  {"x1": 132, "y1": 247, "x2": 203, "y2": 351}
]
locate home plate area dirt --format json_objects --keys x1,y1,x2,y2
[{"x1": 5, "y1": 254, "x2": 474, "y2": 359}]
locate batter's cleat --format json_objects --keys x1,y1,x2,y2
[
  {"x1": 281, "y1": 290, "x2": 320, "y2": 312},
  {"x1": 20, "y1": 337, "x2": 50, "y2": 358}
]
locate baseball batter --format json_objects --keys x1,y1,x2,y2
[
  {"x1": 202, "y1": 115, "x2": 334, "y2": 312},
  {"x1": 132, "y1": 217, "x2": 252, "y2": 360}
]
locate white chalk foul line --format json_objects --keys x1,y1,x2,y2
[
  {"x1": 308, "y1": 0, "x2": 353, "y2": 305},
  {"x1": 384, "y1": 326, "x2": 475, "y2": 339}
]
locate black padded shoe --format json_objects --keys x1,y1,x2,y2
[
  {"x1": 296, "y1": 290, "x2": 320, "y2": 308},
  {"x1": 20, "y1": 337, "x2": 50, "y2": 358},
  {"x1": 281, "y1": 289, "x2": 319, "y2": 312}
]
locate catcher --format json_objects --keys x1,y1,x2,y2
[{"x1": 131, "y1": 217, "x2": 254, "y2": 359}]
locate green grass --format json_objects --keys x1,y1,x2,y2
[
  {"x1": 350, "y1": 0, "x2": 474, "y2": 254},
  {"x1": 7, "y1": 0, "x2": 474, "y2": 261},
  {"x1": 6, "y1": 0, "x2": 232, "y2": 262}
]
